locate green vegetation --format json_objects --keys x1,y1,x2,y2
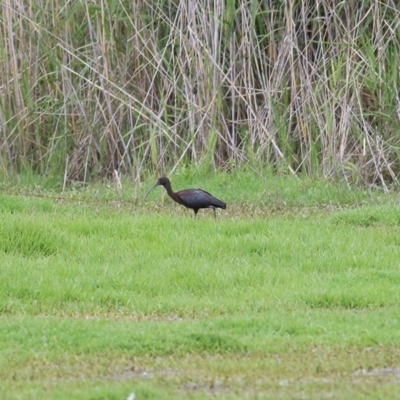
[
  {"x1": 1, "y1": 0, "x2": 400, "y2": 396},
  {"x1": 1, "y1": 171, "x2": 400, "y2": 399}
]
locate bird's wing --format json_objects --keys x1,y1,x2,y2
[
  {"x1": 177, "y1": 189, "x2": 208, "y2": 207},
  {"x1": 177, "y1": 189, "x2": 225, "y2": 208}
]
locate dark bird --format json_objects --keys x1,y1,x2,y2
[{"x1": 144, "y1": 177, "x2": 227, "y2": 218}]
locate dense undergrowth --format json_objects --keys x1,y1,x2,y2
[{"x1": 1, "y1": 0, "x2": 400, "y2": 190}]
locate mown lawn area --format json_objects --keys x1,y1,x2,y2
[{"x1": 1, "y1": 171, "x2": 400, "y2": 399}]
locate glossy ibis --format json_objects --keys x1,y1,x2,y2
[{"x1": 144, "y1": 177, "x2": 227, "y2": 218}]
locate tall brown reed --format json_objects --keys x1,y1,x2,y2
[{"x1": 0, "y1": 0, "x2": 399, "y2": 188}]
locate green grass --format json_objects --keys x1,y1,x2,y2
[{"x1": 1, "y1": 171, "x2": 400, "y2": 399}]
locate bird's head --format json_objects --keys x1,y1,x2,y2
[
  {"x1": 156, "y1": 177, "x2": 169, "y2": 187},
  {"x1": 144, "y1": 177, "x2": 170, "y2": 200}
]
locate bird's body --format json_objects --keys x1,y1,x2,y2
[{"x1": 144, "y1": 177, "x2": 226, "y2": 217}]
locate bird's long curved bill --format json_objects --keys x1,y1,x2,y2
[{"x1": 144, "y1": 182, "x2": 160, "y2": 200}]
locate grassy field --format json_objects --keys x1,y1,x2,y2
[{"x1": 1, "y1": 171, "x2": 400, "y2": 399}]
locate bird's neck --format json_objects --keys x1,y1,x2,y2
[{"x1": 164, "y1": 182, "x2": 176, "y2": 198}]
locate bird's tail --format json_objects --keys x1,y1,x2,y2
[{"x1": 213, "y1": 199, "x2": 227, "y2": 209}]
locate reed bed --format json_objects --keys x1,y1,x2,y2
[{"x1": 0, "y1": 0, "x2": 399, "y2": 188}]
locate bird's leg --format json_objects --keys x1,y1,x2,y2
[
  {"x1": 193, "y1": 209, "x2": 198, "y2": 218},
  {"x1": 213, "y1": 208, "x2": 216, "y2": 219}
]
